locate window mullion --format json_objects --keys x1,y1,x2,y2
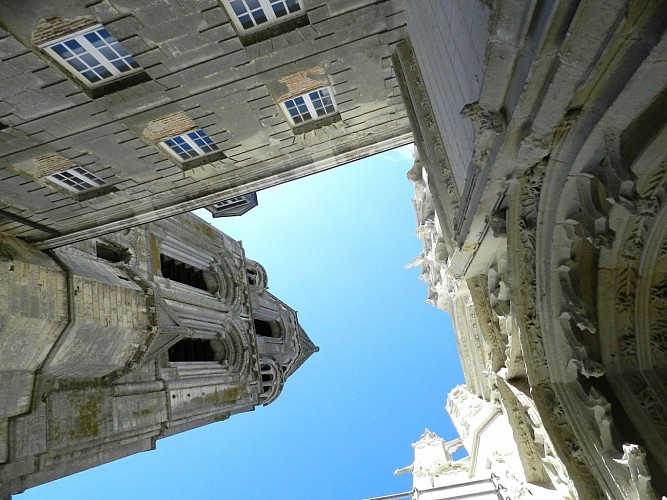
[
  {"x1": 184, "y1": 135, "x2": 204, "y2": 155},
  {"x1": 259, "y1": 0, "x2": 278, "y2": 22},
  {"x1": 280, "y1": 102, "x2": 295, "y2": 126},
  {"x1": 77, "y1": 35, "x2": 123, "y2": 77},
  {"x1": 326, "y1": 87, "x2": 337, "y2": 112},
  {"x1": 304, "y1": 95, "x2": 318, "y2": 119}
]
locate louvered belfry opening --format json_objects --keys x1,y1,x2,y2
[
  {"x1": 160, "y1": 254, "x2": 207, "y2": 291},
  {"x1": 168, "y1": 338, "x2": 215, "y2": 362}
]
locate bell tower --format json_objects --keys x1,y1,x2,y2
[{"x1": 0, "y1": 213, "x2": 318, "y2": 497}]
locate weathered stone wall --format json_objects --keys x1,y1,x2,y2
[
  {"x1": 0, "y1": 235, "x2": 67, "y2": 419},
  {"x1": 0, "y1": 212, "x2": 317, "y2": 497},
  {"x1": 43, "y1": 253, "x2": 149, "y2": 379},
  {"x1": 406, "y1": 0, "x2": 667, "y2": 498},
  {"x1": 0, "y1": 0, "x2": 411, "y2": 247},
  {"x1": 405, "y1": 1, "x2": 489, "y2": 194}
]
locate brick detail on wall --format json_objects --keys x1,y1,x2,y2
[
  {"x1": 276, "y1": 66, "x2": 329, "y2": 102},
  {"x1": 35, "y1": 153, "x2": 77, "y2": 177},
  {"x1": 142, "y1": 112, "x2": 197, "y2": 142},
  {"x1": 32, "y1": 16, "x2": 98, "y2": 46}
]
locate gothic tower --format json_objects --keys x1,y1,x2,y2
[{"x1": 0, "y1": 213, "x2": 317, "y2": 497}]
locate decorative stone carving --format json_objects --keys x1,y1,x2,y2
[
  {"x1": 461, "y1": 102, "x2": 505, "y2": 169},
  {"x1": 614, "y1": 444, "x2": 653, "y2": 500},
  {"x1": 507, "y1": 159, "x2": 609, "y2": 497},
  {"x1": 394, "y1": 40, "x2": 460, "y2": 222}
]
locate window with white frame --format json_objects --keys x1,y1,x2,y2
[
  {"x1": 223, "y1": 0, "x2": 304, "y2": 32},
  {"x1": 280, "y1": 87, "x2": 338, "y2": 126},
  {"x1": 41, "y1": 25, "x2": 141, "y2": 87},
  {"x1": 46, "y1": 167, "x2": 106, "y2": 192},
  {"x1": 160, "y1": 129, "x2": 219, "y2": 162}
]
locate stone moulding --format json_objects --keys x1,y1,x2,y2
[{"x1": 392, "y1": 39, "x2": 460, "y2": 238}]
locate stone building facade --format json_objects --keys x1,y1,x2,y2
[
  {"x1": 0, "y1": 0, "x2": 411, "y2": 248},
  {"x1": 404, "y1": 1, "x2": 667, "y2": 498},
  {"x1": 378, "y1": 386, "x2": 569, "y2": 500},
  {"x1": 0, "y1": 0, "x2": 666, "y2": 498},
  {"x1": 0, "y1": 213, "x2": 317, "y2": 497}
]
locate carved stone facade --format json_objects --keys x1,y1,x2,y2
[
  {"x1": 0, "y1": 213, "x2": 317, "y2": 497},
  {"x1": 1, "y1": 0, "x2": 666, "y2": 498},
  {"x1": 404, "y1": 1, "x2": 667, "y2": 498},
  {"x1": 0, "y1": 0, "x2": 411, "y2": 248},
  {"x1": 392, "y1": 386, "x2": 568, "y2": 500}
]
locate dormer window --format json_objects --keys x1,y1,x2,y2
[
  {"x1": 223, "y1": 0, "x2": 304, "y2": 33},
  {"x1": 280, "y1": 87, "x2": 337, "y2": 127},
  {"x1": 207, "y1": 192, "x2": 258, "y2": 218},
  {"x1": 47, "y1": 167, "x2": 106, "y2": 193},
  {"x1": 212, "y1": 196, "x2": 249, "y2": 210},
  {"x1": 161, "y1": 129, "x2": 219, "y2": 163},
  {"x1": 40, "y1": 25, "x2": 141, "y2": 87}
]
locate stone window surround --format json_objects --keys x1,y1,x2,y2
[
  {"x1": 39, "y1": 24, "x2": 141, "y2": 89},
  {"x1": 142, "y1": 112, "x2": 225, "y2": 169},
  {"x1": 12, "y1": 153, "x2": 117, "y2": 201},
  {"x1": 46, "y1": 166, "x2": 107, "y2": 193},
  {"x1": 279, "y1": 86, "x2": 338, "y2": 128},
  {"x1": 160, "y1": 129, "x2": 221, "y2": 163},
  {"x1": 221, "y1": 0, "x2": 305, "y2": 34}
]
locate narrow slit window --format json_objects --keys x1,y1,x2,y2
[
  {"x1": 223, "y1": 0, "x2": 304, "y2": 32},
  {"x1": 161, "y1": 129, "x2": 219, "y2": 162},
  {"x1": 280, "y1": 87, "x2": 337, "y2": 126},
  {"x1": 47, "y1": 167, "x2": 106, "y2": 192},
  {"x1": 41, "y1": 25, "x2": 141, "y2": 87}
]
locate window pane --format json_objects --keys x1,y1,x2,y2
[
  {"x1": 239, "y1": 14, "x2": 254, "y2": 29},
  {"x1": 94, "y1": 66, "x2": 113, "y2": 79},
  {"x1": 51, "y1": 44, "x2": 71, "y2": 58},
  {"x1": 84, "y1": 32, "x2": 103, "y2": 47},
  {"x1": 112, "y1": 59, "x2": 131, "y2": 72},
  {"x1": 98, "y1": 29, "x2": 114, "y2": 43},
  {"x1": 230, "y1": 0, "x2": 248, "y2": 16},
  {"x1": 252, "y1": 10, "x2": 268, "y2": 24},
  {"x1": 111, "y1": 42, "x2": 129, "y2": 58},
  {"x1": 99, "y1": 46, "x2": 116, "y2": 60},
  {"x1": 64, "y1": 39, "x2": 84, "y2": 54},
  {"x1": 81, "y1": 70, "x2": 101, "y2": 83},
  {"x1": 67, "y1": 59, "x2": 87, "y2": 72},
  {"x1": 81, "y1": 53, "x2": 100, "y2": 67},
  {"x1": 286, "y1": 0, "x2": 301, "y2": 13},
  {"x1": 272, "y1": 2, "x2": 287, "y2": 17}
]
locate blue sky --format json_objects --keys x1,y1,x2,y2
[{"x1": 18, "y1": 145, "x2": 465, "y2": 499}]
